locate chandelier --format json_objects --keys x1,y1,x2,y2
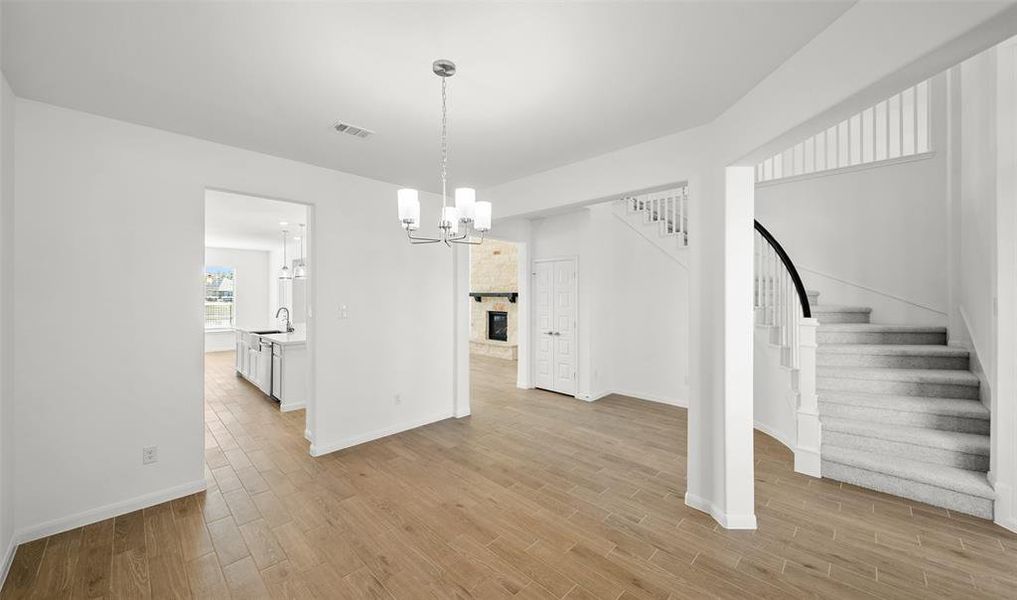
[{"x1": 397, "y1": 59, "x2": 491, "y2": 245}]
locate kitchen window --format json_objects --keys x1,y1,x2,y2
[{"x1": 204, "y1": 266, "x2": 236, "y2": 329}]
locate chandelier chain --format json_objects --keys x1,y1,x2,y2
[{"x1": 441, "y1": 75, "x2": 448, "y2": 210}]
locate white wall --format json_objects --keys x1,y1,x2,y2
[
  {"x1": 0, "y1": 70, "x2": 15, "y2": 576},
  {"x1": 12, "y1": 99, "x2": 454, "y2": 539},
  {"x1": 204, "y1": 246, "x2": 271, "y2": 352},
  {"x1": 952, "y1": 49, "x2": 998, "y2": 387},
  {"x1": 755, "y1": 74, "x2": 949, "y2": 326},
  {"x1": 528, "y1": 203, "x2": 689, "y2": 405},
  {"x1": 753, "y1": 329, "x2": 795, "y2": 450}
]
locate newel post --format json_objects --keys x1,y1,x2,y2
[{"x1": 793, "y1": 317, "x2": 821, "y2": 477}]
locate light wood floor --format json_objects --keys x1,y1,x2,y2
[{"x1": 4, "y1": 352, "x2": 1017, "y2": 599}]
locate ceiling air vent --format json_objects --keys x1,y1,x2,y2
[{"x1": 332, "y1": 121, "x2": 374, "y2": 139}]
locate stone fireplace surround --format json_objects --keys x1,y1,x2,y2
[{"x1": 470, "y1": 239, "x2": 519, "y2": 361}]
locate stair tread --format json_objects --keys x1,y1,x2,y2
[
  {"x1": 819, "y1": 391, "x2": 989, "y2": 419},
  {"x1": 822, "y1": 446, "x2": 994, "y2": 499},
  {"x1": 817, "y1": 366, "x2": 979, "y2": 385},
  {"x1": 812, "y1": 305, "x2": 873, "y2": 313},
  {"x1": 822, "y1": 416, "x2": 990, "y2": 455},
  {"x1": 819, "y1": 323, "x2": 947, "y2": 333},
  {"x1": 817, "y1": 344, "x2": 969, "y2": 357}
]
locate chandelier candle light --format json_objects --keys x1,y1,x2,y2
[{"x1": 397, "y1": 59, "x2": 492, "y2": 245}]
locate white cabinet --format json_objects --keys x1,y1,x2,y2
[
  {"x1": 233, "y1": 327, "x2": 306, "y2": 411},
  {"x1": 255, "y1": 339, "x2": 273, "y2": 394},
  {"x1": 272, "y1": 342, "x2": 307, "y2": 412},
  {"x1": 271, "y1": 344, "x2": 282, "y2": 399}
]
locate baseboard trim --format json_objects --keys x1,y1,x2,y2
[
  {"x1": 684, "y1": 491, "x2": 757, "y2": 530},
  {"x1": 0, "y1": 536, "x2": 16, "y2": 593},
  {"x1": 753, "y1": 421, "x2": 793, "y2": 451},
  {"x1": 309, "y1": 411, "x2": 454, "y2": 457},
  {"x1": 612, "y1": 388, "x2": 689, "y2": 408},
  {"x1": 280, "y1": 401, "x2": 305, "y2": 412},
  {"x1": 14, "y1": 478, "x2": 208, "y2": 545},
  {"x1": 584, "y1": 388, "x2": 688, "y2": 408},
  {"x1": 796, "y1": 265, "x2": 947, "y2": 318},
  {"x1": 995, "y1": 482, "x2": 1017, "y2": 534},
  {"x1": 454, "y1": 409, "x2": 471, "y2": 418},
  {"x1": 303, "y1": 428, "x2": 313, "y2": 442}
]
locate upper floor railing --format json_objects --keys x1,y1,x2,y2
[
  {"x1": 756, "y1": 78, "x2": 932, "y2": 184},
  {"x1": 622, "y1": 184, "x2": 689, "y2": 248}
]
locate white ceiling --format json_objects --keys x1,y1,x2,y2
[
  {"x1": 205, "y1": 190, "x2": 307, "y2": 252},
  {"x1": 2, "y1": 2, "x2": 852, "y2": 191}
]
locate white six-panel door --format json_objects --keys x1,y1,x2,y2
[{"x1": 533, "y1": 258, "x2": 577, "y2": 396}]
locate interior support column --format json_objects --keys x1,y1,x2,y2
[{"x1": 686, "y1": 165, "x2": 757, "y2": 529}]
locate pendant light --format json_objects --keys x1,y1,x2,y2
[
  {"x1": 397, "y1": 59, "x2": 492, "y2": 246},
  {"x1": 279, "y1": 229, "x2": 292, "y2": 280},
  {"x1": 294, "y1": 224, "x2": 307, "y2": 279}
]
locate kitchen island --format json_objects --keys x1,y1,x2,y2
[{"x1": 234, "y1": 325, "x2": 307, "y2": 412}]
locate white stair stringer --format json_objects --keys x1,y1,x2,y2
[{"x1": 811, "y1": 293, "x2": 994, "y2": 519}]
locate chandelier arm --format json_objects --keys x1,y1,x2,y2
[
  {"x1": 449, "y1": 230, "x2": 485, "y2": 245},
  {"x1": 406, "y1": 229, "x2": 442, "y2": 244}
]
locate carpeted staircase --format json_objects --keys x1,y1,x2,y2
[{"x1": 812, "y1": 291, "x2": 994, "y2": 518}]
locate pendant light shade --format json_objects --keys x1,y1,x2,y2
[
  {"x1": 454, "y1": 187, "x2": 476, "y2": 221},
  {"x1": 397, "y1": 188, "x2": 420, "y2": 230},
  {"x1": 294, "y1": 224, "x2": 308, "y2": 279},
  {"x1": 279, "y1": 230, "x2": 292, "y2": 280},
  {"x1": 441, "y1": 206, "x2": 460, "y2": 235},
  {"x1": 474, "y1": 201, "x2": 492, "y2": 232}
]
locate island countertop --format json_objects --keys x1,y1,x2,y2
[{"x1": 259, "y1": 330, "x2": 306, "y2": 346}]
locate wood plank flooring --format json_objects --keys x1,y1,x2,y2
[{"x1": 4, "y1": 351, "x2": 1017, "y2": 599}]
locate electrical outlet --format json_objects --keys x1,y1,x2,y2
[
  {"x1": 142, "y1": 446, "x2": 158, "y2": 465},
  {"x1": 339, "y1": 304, "x2": 349, "y2": 320},
  {"x1": 394, "y1": 393, "x2": 402, "y2": 405}
]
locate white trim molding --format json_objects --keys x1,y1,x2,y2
[
  {"x1": 309, "y1": 411, "x2": 454, "y2": 457},
  {"x1": 995, "y1": 482, "x2": 1017, "y2": 534},
  {"x1": 0, "y1": 538, "x2": 16, "y2": 593},
  {"x1": 14, "y1": 478, "x2": 208, "y2": 546},
  {"x1": 684, "y1": 491, "x2": 758, "y2": 530}
]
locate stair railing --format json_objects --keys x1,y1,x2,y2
[
  {"x1": 754, "y1": 220, "x2": 811, "y2": 369},
  {"x1": 754, "y1": 220, "x2": 821, "y2": 477},
  {"x1": 622, "y1": 184, "x2": 689, "y2": 248}
]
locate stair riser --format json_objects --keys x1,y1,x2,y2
[
  {"x1": 817, "y1": 331, "x2": 947, "y2": 345},
  {"x1": 814, "y1": 313, "x2": 871, "y2": 324},
  {"x1": 821, "y1": 460, "x2": 993, "y2": 519},
  {"x1": 823, "y1": 432, "x2": 988, "y2": 471},
  {"x1": 818, "y1": 402, "x2": 989, "y2": 434},
  {"x1": 818, "y1": 377, "x2": 979, "y2": 399},
  {"x1": 817, "y1": 353, "x2": 969, "y2": 370}
]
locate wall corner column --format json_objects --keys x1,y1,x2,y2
[{"x1": 686, "y1": 165, "x2": 757, "y2": 530}]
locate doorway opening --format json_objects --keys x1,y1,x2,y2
[
  {"x1": 468, "y1": 239, "x2": 525, "y2": 404},
  {"x1": 203, "y1": 189, "x2": 313, "y2": 445}
]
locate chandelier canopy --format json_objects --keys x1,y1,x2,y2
[{"x1": 397, "y1": 59, "x2": 491, "y2": 246}]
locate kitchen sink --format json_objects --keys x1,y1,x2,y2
[{"x1": 251, "y1": 330, "x2": 284, "y2": 335}]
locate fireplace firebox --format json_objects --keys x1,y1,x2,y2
[{"x1": 487, "y1": 311, "x2": 508, "y2": 342}]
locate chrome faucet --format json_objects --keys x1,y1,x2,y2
[{"x1": 275, "y1": 307, "x2": 294, "y2": 333}]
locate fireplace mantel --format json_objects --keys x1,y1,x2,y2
[{"x1": 469, "y1": 292, "x2": 518, "y2": 303}]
